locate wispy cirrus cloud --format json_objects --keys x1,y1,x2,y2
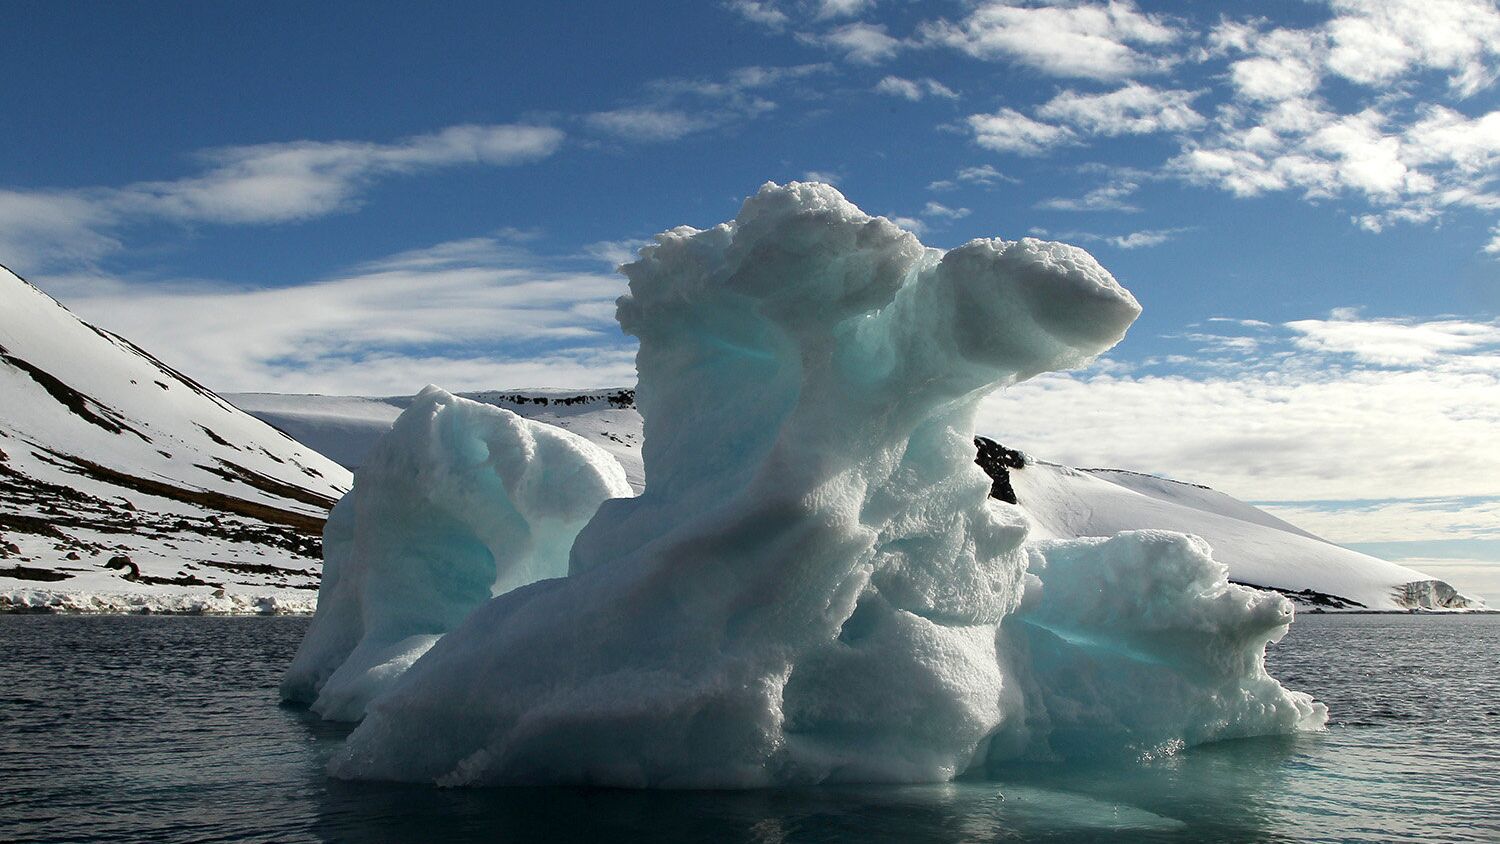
[
  {"x1": 39, "y1": 234, "x2": 635, "y2": 395},
  {"x1": 1042, "y1": 226, "x2": 1189, "y2": 249},
  {"x1": 0, "y1": 124, "x2": 564, "y2": 271},
  {"x1": 874, "y1": 75, "x2": 958, "y2": 101},
  {"x1": 583, "y1": 63, "x2": 830, "y2": 143},
  {"x1": 928, "y1": 164, "x2": 1014, "y2": 191}
]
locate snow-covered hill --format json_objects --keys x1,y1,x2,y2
[
  {"x1": 1, "y1": 255, "x2": 1477, "y2": 613},
  {"x1": 231, "y1": 391, "x2": 1480, "y2": 612},
  {"x1": 1001, "y1": 451, "x2": 1477, "y2": 611},
  {"x1": 0, "y1": 265, "x2": 351, "y2": 612}
]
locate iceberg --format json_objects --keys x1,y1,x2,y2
[
  {"x1": 280, "y1": 386, "x2": 631, "y2": 721},
  {"x1": 297, "y1": 182, "x2": 1324, "y2": 787}
]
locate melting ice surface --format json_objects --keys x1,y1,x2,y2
[{"x1": 284, "y1": 182, "x2": 1326, "y2": 787}]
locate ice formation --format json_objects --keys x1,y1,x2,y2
[
  {"x1": 298, "y1": 182, "x2": 1324, "y2": 787},
  {"x1": 280, "y1": 386, "x2": 631, "y2": 721}
]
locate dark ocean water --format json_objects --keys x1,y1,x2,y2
[{"x1": 1, "y1": 613, "x2": 1497, "y2": 843}]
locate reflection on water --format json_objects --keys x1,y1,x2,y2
[{"x1": 2, "y1": 613, "x2": 1497, "y2": 842}]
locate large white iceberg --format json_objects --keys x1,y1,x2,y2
[{"x1": 297, "y1": 182, "x2": 1325, "y2": 787}]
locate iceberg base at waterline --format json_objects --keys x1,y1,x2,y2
[{"x1": 286, "y1": 182, "x2": 1326, "y2": 788}]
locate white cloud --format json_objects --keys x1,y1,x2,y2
[
  {"x1": 815, "y1": 0, "x2": 873, "y2": 19},
  {"x1": 1162, "y1": 9, "x2": 1500, "y2": 254},
  {"x1": 921, "y1": 201, "x2": 970, "y2": 220},
  {"x1": 808, "y1": 22, "x2": 901, "y2": 64},
  {"x1": 874, "y1": 75, "x2": 958, "y2": 101},
  {"x1": 1038, "y1": 83, "x2": 1204, "y2": 135},
  {"x1": 724, "y1": 0, "x2": 789, "y2": 29},
  {"x1": 1402, "y1": 106, "x2": 1500, "y2": 174},
  {"x1": 981, "y1": 317, "x2": 1500, "y2": 505},
  {"x1": 0, "y1": 190, "x2": 121, "y2": 269},
  {"x1": 929, "y1": 164, "x2": 1014, "y2": 191},
  {"x1": 1110, "y1": 227, "x2": 1176, "y2": 247},
  {"x1": 1325, "y1": 0, "x2": 1500, "y2": 96},
  {"x1": 921, "y1": 0, "x2": 1180, "y2": 80},
  {"x1": 1104, "y1": 228, "x2": 1183, "y2": 248},
  {"x1": 138, "y1": 125, "x2": 562, "y2": 225},
  {"x1": 37, "y1": 236, "x2": 634, "y2": 395},
  {"x1": 1051, "y1": 226, "x2": 1188, "y2": 248},
  {"x1": 1037, "y1": 176, "x2": 1140, "y2": 212},
  {"x1": 588, "y1": 63, "x2": 828, "y2": 144},
  {"x1": 884, "y1": 214, "x2": 926, "y2": 234},
  {"x1": 1284, "y1": 314, "x2": 1500, "y2": 365},
  {"x1": 1259, "y1": 499, "x2": 1500, "y2": 544},
  {"x1": 586, "y1": 108, "x2": 715, "y2": 142},
  {"x1": 967, "y1": 108, "x2": 1076, "y2": 155},
  {"x1": 957, "y1": 164, "x2": 1008, "y2": 185},
  {"x1": 1213, "y1": 24, "x2": 1327, "y2": 103},
  {"x1": 0, "y1": 124, "x2": 564, "y2": 272},
  {"x1": 582, "y1": 239, "x2": 649, "y2": 268}
]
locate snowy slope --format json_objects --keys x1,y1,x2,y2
[
  {"x1": 232, "y1": 391, "x2": 1479, "y2": 612},
  {"x1": 1006, "y1": 457, "x2": 1478, "y2": 611},
  {"x1": 0, "y1": 265, "x2": 352, "y2": 611}
]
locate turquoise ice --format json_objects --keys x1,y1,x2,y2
[
  {"x1": 280, "y1": 386, "x2": 631, "y2": 721},
  {"x1": 292, "y1": 182, "x2": 1324, "y2": 786}
]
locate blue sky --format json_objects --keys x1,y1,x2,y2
[{"x1": 3, "y1": 0, "x2": 1499, "y2": 597}]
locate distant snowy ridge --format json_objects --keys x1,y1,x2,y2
[
  {"x1": 0, "y1": 265, "x2": 352, "y2": 611},
  {"x1": 232, "y1": 392, "x2": 1481, "y2": 612}
]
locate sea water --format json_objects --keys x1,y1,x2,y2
[{"x1": 1, "y1": 613, "x2": 1496, "y2": 842}]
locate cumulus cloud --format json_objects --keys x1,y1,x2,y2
[
  {"x1": 1325, "y1": 0, "x2": 1500, "y2": 96},
  {"x1": 1037, "y1": 83, "x2": 1204, "y2": 135},
  {"x1": 724, "y1": 0, "x2": 789, "y2": 29},
  {"x1": 961, "y1": 84, "x2": 1200, "y2": 159},
  {"x1": 1165, "y1": 7, "x2": 1500, "y2": 251},
  {"x1": 920, "y1": 0, "x2": 1180, "y2": 80},
  {"x1": 967, "y1": 108, "x2": 1076, "y2": 155},
  {"x1": 0, "y1": 124, "x2": 564, "y2": 271},
  {"x1": 806, "y1": 22, "x2": 902, "y2": 64}
]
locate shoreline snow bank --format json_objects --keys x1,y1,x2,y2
[{"x1": 2, "y1": 589, "x2": 315, "y2": 615}]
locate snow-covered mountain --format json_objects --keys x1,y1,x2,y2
[
  {"x1": 0, "y1": 257, "x2": 1478, "y2": 613},
  {"x1": 0, "y1": 265, "x2": 351, "y2": 612},
  {"x1": 231, "y1": 391, "x2": 1480, "y2": 612}
]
